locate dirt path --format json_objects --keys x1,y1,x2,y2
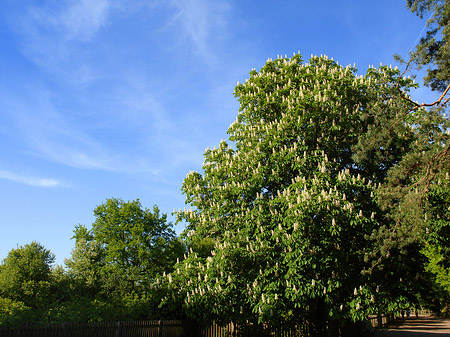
[{"x1": 374, "y1": 315, "x2": 450, "y2": 336}]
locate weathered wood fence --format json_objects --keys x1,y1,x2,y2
[
  {"x1": 367, "y1": 314, "x2": 395, "y2": 329},
  {"x1": 0, "y1": 320, "x2": 328, "y2": 337}
]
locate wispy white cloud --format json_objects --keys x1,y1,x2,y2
[
  {"x1": 28, "y1": 135, "x2": 116, "y2": 171},
  {"x1": 0, "y1": 169, "x2": 60, "y2": 187},
  {"x1": 0, "y1": 80, "x2": 177, "y2": 176},
  {"x1": 56, "y1": 0, "x2": 111, "y2": 41},
  {"x1": 113, "y1": 73, "x2": 172, "y2": 134},
  {"x1": 168, "y1": 0, "x2": 231, "y2": 65},
  {"x1": 27, "y1": 0, "x2": 110, "y2": 42},
  {"x1": 0, "y1": 85, "x2": 115, "y2": 171},
  {"x1": 0, "y1": 0, "x2": 236, "y2": 180},
  {"x1": 12, "y1": 0, "x2": 111, "y2": 80}
]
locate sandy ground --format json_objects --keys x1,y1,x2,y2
[{"x1": 374, "y1": 315, "x2": 450, "y2": 336}]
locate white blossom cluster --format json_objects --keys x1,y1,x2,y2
[{"x1": 161, "y1": 54, "x2": 405, "y2": 322}]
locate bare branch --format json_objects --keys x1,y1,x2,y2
[{"x1": 396, "y1": 59, "x2": 450, "y2": 111}]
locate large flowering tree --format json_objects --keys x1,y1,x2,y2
[{"x1": 161, "y1": 54, "x2": 417, "y2": 324}]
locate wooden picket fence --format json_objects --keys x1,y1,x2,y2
[
  {"x1": 0, "y1": 320, "x2": 328, "y2": 337},
  {"x1": 367, "y1": 314, "x2": 395, "y2": 329}
]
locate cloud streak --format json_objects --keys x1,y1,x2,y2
[
  {"x1": 0, "y1": 84, "x2": 116, "y2": 172},
  {"x1": 169, "y1": 0, "x2": 231, "y2": 65},
  {"x1": 26, "y1": 0, "x2": 111, "y2": 42},
  {"x1": 1, "y1": 0, "x2": 237, "y2": 182},
  {"x1": 12, "y1": 0, "x2": 111, "y2": 81},
  {"x1": 0, "y1": 169, "x2": 60, "y2": 187},
  {"x1": 56, "y1": 0, "x2": 111, "y2": 41}
]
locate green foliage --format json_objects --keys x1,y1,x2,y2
[
  {"x1": 419, "y1": 176, "x2": 450, "y2": 311},
  {"x1": 380, "y1": 0, "x2": 450, "y2": 309},
  {"x1": 60, "y1": 198, "x2": 186, "y2": 322},
  {"x1": 0, "y1": 297, "x2": 31, "y2": 326},
  {"x1": 161, "y1": 54, "x2": 418, "y2": 325},
  {"x1": 64, "y1": 238, "x2": 104, "y2": 295},
  {"x1": 66, "y1": 198, "x2": 184, "y2": 298},
  {"x1": 425, "y1": 176, "x2": 450, "y2": 267},
  {"x1": 422, "y1": 243, "x2": 450, "y2": 297},
  {"x1": 0, "y1": 199, "x2": 186, "y2": 325},
  {"x1": 46, "y1": 295, "x2": 158, "y2": 323},
  {"x1": 0, "y1": 242, "x2": 55, "y2": 309},
  {"x1": 0, "y1": 243, "x2": 82, "y2": 325},
  {"x1": 360, "y1": 95, "x2": 450, "y2": 311}
]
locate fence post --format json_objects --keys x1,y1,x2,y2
[
  {"x1": 116, "y1": 321, "x2": 121, "y2": 337},
  {"x1": 158, "y1": 320, "x2": 163, "y2": 337}
]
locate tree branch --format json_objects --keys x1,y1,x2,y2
[{"x1": 396, "y1": 59, "x2": 450, "y2": 111}]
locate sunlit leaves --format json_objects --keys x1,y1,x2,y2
[{"x1": 164, "y1": 54, "x2": 417, "y2": 324}]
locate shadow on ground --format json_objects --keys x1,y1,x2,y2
[{"x1": 375, "y1": 316, "x2": 450, "y2": 337}]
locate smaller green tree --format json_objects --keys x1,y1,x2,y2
[
  {"x1": 0, "y1": 242, "x2": 55, "y2": 310},
  {"x1": 66, "y1": 198, "x2": 185, "y2": 303},
  {"x1": 65, "y1": 233, "x2": 104, "y2": 296}
]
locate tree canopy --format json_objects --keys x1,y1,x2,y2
[
  {"x1": 66, "y1": 198, "x2": 185, "y2": 298},
  {"x1": 160, "y1": 53, "x2": 425, "y2": 325},
  {"x1": 0, "y1": 242, "x2": 56, "y2": 325},
  {"x1": 366, "y1": 1, "x2": 450, "y2": 312},
  {"x1": 0, "y1": 242, "x2": 55, "y2": 308}
]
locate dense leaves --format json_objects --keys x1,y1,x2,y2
[
  {"x1": 0, "y1": 199, "x2": 185, "y2": 325},
  {"x1": 0, "y1": 242, "x2": 55, "y2": 309},
  {"x1": 66, "y1": 198, "x2": 184, "y2": 298},
  {"x1": 161, "y1": 54, "x2": 420, "y2": 325}
]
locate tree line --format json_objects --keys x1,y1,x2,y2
[
  {"x1": 1, "y1": 0, "x2": 449, "y2": 329},
  {"x1": 0, "y1": 199, "x2": 185, "y2": 325}
]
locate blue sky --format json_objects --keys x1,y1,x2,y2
[{"x1": 0, "y1": 0, "x2": 436, "y2": 265}]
